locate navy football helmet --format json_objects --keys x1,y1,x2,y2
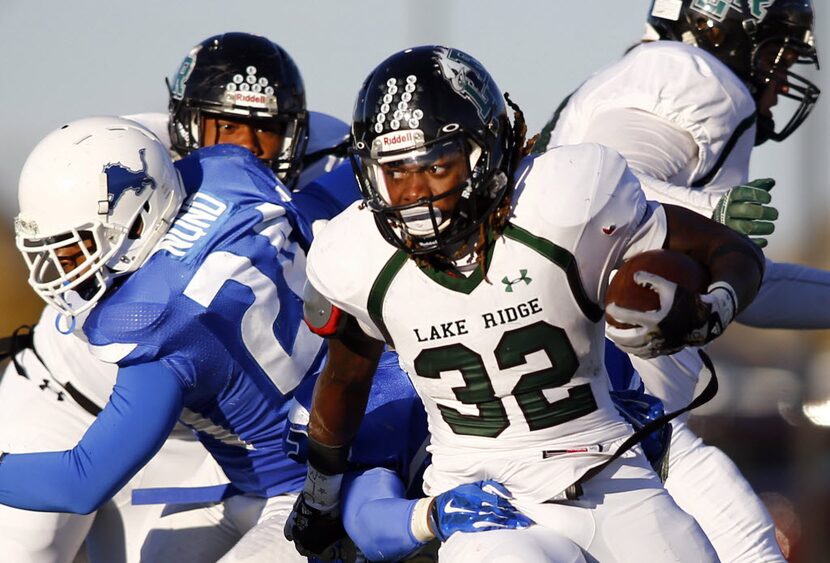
[
  {"x1": 351, "y1": 46, "x2": 515, "y2": 255},
  {"x1": 168, "y1": 32, "x2": 308, "y2": 185},
  {"x1": 648, "y1": 0, "x2": 820, "y2": 143}
]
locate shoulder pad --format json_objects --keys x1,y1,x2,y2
[{"x1": 303, "y1": 280, "x2": 345, "y2": 336}]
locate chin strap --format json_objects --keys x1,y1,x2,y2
[{"x1": 55, "y1": 313, "x2": 77, "y2": 335}]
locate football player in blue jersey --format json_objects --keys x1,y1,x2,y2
[
  {"x1": 6, "y1": 116, "x2": 326, "y2": 562},
  {"x1": 0, "y1": 32, "x2": 361, "y2": 563},
  {"x1": 160, "y1": 31, "x2": 360, "y2": 235}
]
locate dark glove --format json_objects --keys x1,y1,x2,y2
[{"x1": 284, "y1": 492, "x2": 346, "y2": 561}]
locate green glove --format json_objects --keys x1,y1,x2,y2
[{"x1": 712, "y1": 178, "x2": 778, "y2": 248}]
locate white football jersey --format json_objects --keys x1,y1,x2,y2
[
  {"x1": 547, "y1": 41, "x2": 757, "y2": 198},
  {"x1": 28, "y1": 306, "x2": 117, "y2": 409},
  {"x1": 307, "y1": 144, "x2": 668, "y2": 501}
]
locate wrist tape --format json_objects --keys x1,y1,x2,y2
[
  {"x1": 304, "y1": 464, "x2": 343, "y2": 511},
  {"x1": 410, "y1": 497, "x2": 436, "y2": 543}
]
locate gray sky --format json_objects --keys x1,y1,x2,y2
[{"x1": 1, "y1": 0, "x2": 828, "y2": 259}]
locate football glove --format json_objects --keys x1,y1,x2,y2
[
  {"x1": 284, "y1": 491, "x2": 346, "y2": 560},
  {"x1": 429, "y1": 480, "x2": 533, "y2": 542},
  {"x1": 284, "y1": 466, "x2": 346, "y2": 560},
  {"x1": 712, "y1": 178, "x2": 777, "y2": 248},
  {"x1": 605, "y1": 272, "x2": 737, "y2": 358}
]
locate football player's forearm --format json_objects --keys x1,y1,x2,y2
[
  {"x1": 579, "y1": 107, "x2": 719, "y2": 216},
  {"x1": 343, "y1": 467, "x2": 428, "y2": 561},
  {"x1": 0, "y1": 361, "x2": 182, "y2": 513},
  {"x1": 308, "y1": 337, "x2": 381, "y2": 448},
  {"x1": 663, "y1": 204, "x2": 764, "y2": 313},
  {"x1": 638, "y1": 174, "x2": 722, "y2": 217}
]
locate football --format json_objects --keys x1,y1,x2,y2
[{"x1": 605, "y1": 249, "x2": 709, "y2": 328}]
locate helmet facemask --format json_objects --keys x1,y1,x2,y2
[
  {"x1": 168, "y1": 90, "x2": 309, "y2": 185},
  {"x1": 750, "y1": 33, "x2": 820, "y2": 143},
  {"x1": 16, "y1": 225, "x2": 115, "y2": 317},
  {"x1": 15, "y1": 117, "x2": 185, "y2": 319},
  {"x1": 352, "y1": 130, "x2": 507, "y2": 255}
]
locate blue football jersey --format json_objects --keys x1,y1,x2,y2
[
  {"x1": 286, "y1": 350, "x2": 429, "y2": 494},
  {"x1": 85, "y1": 145, "x2": 326, "y2": 497}
]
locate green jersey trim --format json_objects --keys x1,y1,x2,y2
[
  {"x1": 415, "y1": 232, "x2": 497, "y2": 295},
  {"x1": 691, "y1": 113, "x2": 756, "y2": 188},
  {"x1": 367, "y1": 251, "x2": 408, "y2": 347},
  {"x1": 532, "y1": 91, "x2": 574, "y2": 154},
  {"x1": 503, "y1": 223, "x2": 603, "y2": 322}
]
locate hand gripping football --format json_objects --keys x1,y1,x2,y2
[{"x1": 605, "y1": 249, "x2": 708, "y2": 329}]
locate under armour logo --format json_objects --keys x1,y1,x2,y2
[{"x1": 502, "y1": 269, "x2": 532, "y2": 292}]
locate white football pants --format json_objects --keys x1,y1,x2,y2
[
  {"x1": 633, "y1": 350, "x2": 785, "y2": 561},
  {"x1": 138, "y1": 456, "x2": 304, "y2": 563},
  {"x1": 438, "y1": 450, "x2": 718, "y2": 562}
]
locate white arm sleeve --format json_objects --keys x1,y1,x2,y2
[
  {"x1": 737, "y1": 259, "x2": 830, "y2": 329},
  {"x1": 580, "y1": 108, "x2": 723, "y2": 216}
]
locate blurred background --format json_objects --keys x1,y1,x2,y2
[{"x1": 1, "y1": 1, "x2": 828, "y2": 560}]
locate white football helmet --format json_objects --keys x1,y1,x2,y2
[{"x1": 15, "y1": 116, "x2": 185, "y2": 317}]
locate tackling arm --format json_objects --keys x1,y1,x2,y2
[
  {"x1": 738, "y1": 259, "x2": 830, "y2": 328},
  {"x1": 0, "y1": 361, "x2": 183, "y2": 513}
]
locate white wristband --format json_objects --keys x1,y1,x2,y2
[
  {"x1": 706, "y1": 281, "x2": 738, "y2": 327},
  {"x1": 410, "y1": 497, "x2": 436, "y2": 542},
  {"x1": 304, "y1": 465, "x2": 343, "y2": 511}
]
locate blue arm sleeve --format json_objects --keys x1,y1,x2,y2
[
  {"x1": 0, "y1": 361, "x2": 184, "y2": 514},
  {"x1": 342, "y1": 467, "x2": 426, "y2": 561}
]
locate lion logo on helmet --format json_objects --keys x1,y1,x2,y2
[{"x1": 102, "y1": 149, "x2": 157, "y2": 213}]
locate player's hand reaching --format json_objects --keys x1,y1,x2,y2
[
  {"x1": 427, "y1": 480, "x2": 533, "y2": 541},
  {"x1": 712, "y1": 178, "x2": 777, "y2": 248},
  {"x1": 284, "y1": 491, "x2": 346, "y2": 560},
  {"x1": 285, "y1": 463, "x2": 348, "y2": 561},
  {"x1": 606, "y1": 272, "x2": 737, "y2": 358}
]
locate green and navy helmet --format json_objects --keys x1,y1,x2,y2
[
  {"x1": 351, "y1": 46, "x2": 515, "y2": 255},
  {"x1": 168, "y1": 32, "x2": 308, "y2": 185}
]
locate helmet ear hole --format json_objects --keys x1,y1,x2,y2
[{"x1": 128, "y1": 213, "x2": 145, "y2": 240}]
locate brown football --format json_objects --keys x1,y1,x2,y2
[{"x1": 605, "y1": 249, "x2": 709, "y2": 329}]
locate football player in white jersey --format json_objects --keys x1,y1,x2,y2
[
  {"x1": 284, "y1": 45, "x2": 765, "y2": 562},
  {"x1": 540, "y1": 1, "x2": 820, "y2": 561},
  {"x1": 0, "y1": 32, "x2": 353, "y2": 563}
]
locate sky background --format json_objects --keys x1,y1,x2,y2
[{"x1": 1, "y1": 0, "x2": 828, "y2": 260}]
